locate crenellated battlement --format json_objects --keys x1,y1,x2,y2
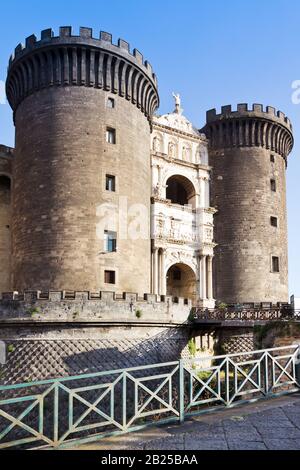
[
  {"x1": 0, "y1": 290, "x2": 192, "y2": 306},
  {"x1": 6, "y1": 26, "x2": 159, "y2": 119},
  {"x1": 0, "y1": 145, "x2": 14, "y2": 158},
  {"x1": 0, "y1": 145, "x2": 13, "y2": 176},
  {"x1": 204, "y1": 103, "x2": 293, "y2": 159},
  {"x1": 0, "y1": 291, "x2": 192, "y2": 327},
  {"x1": 206, "y1": 103, "x2": 292, "y2": 130},
  {"x1": 8, "y1": 26, "x2": 156, "y2": 83}
]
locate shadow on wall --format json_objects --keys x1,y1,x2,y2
[
  {"x1": 0, "y1": 327, "x2": 191, "y2": 385},
  {"x1": 64, "y1": 328, "x2": 190, "y2": 375}
]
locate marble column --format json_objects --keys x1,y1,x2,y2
[
  {"x1": 153, "y1": 248, "x2": 158, "y2": 295},
  {"x1": 201, "y1": 255, "x2": 207, "y2": 300},
  {"x1": 160, "y1": 249, "x2": 167, "y2": 296},
  {"x1": 199, "y1": 178, "x2": 206, "y2": 209},
  {"x1": 197, "y1": 255, "x2": 202, "y2": 300},
  {"x1": 158, "y1": 249, "x2": 162, "y2": 295},
  {"x1": 207, "y1": 255, "x2": 213, "y2": 300}
]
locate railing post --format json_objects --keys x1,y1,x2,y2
[
  {"x1": 122, "y1": 371, "x2": 127, "y2": 430},
  {"x1": 225, "y1": 357, "x2": 230, "y2": 405},
  {"x1": 264, "y1": 351, "x2": 269, "y2": 395},
  {"x1": 179, "y1": 359, "x2": 185, "y2": 423},
  {"x1": 295, "y1": 345, "x2": 300, "y2": 387}
]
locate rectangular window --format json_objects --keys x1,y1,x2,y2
[
  {"x1": 270, "y1": 154, "x2": 275, "y2": 163},
  {"x1": 107, "y1": 98, "x2": 115, "y2": 109},
  {"x1": 106, "y1": 175, "x2": 116, "y2": 192},
  {"x1": 270, "y1": 216, "x2": 278, "y2": 227},
  {"x1": 272, "y1": 256, "x2": 280, "y2": 273},
  {"x1": 105, "y1": 270, "x2": 116, "y2": 284},
  {"x1": 270, "y1": 179, "x2": 276, "y2": 192},
  {"x1": 104, "y1": 231, "x2": 117, "y2": 252},
  {"x1": 106, "y1": 127, "x2": 116, "y2": 144}
]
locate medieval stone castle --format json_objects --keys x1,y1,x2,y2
[{"x1": 0, "y1": 27, "x2": 294, "y2": 382}]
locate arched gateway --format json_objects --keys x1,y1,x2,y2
[{"x1": 166, "y1": 263, "x2": 197, "y2": 303}]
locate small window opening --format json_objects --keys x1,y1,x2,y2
[{"x1": 105, "y1": 270, "x2": 116, "y2": 284}]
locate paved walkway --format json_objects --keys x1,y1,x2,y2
[{"x1": 74, "y1": 393, "x2": 300, "y2": 451}]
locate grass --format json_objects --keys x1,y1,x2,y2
[{"x1": 26, "y1": 306, "x2": 42, "y2": 317}]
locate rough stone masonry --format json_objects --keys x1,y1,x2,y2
[{"x1": 0, "y1": 26, "x2": 294, "y2": 383}]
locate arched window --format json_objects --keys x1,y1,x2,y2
[{"x1": 166, "y1": 175, "x2": 196, "y2": 207}]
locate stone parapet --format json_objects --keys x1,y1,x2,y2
[
  {"x1": 204, "y1": 103, "x2": 293, "y2": 160},
  {"x1": 0, "y1": 291, "x2": 192, "y2": 326},
  {"x1": 6, "y1": 26, "x2": 159, "y2": 120}
]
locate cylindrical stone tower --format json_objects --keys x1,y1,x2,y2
[
  {"x1": 6, "y1": 27, "x2": 159, "y2": 293},
  {"x1": 203, "y1": 104, "x2": 293, "y2": 304}
]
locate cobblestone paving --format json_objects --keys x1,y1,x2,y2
[{"x1": 74, "y1": 394, "x2": 300, "y2": 451}]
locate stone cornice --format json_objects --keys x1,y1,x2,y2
[
  {"x1": 152, "y1": 121, "x2": 207, "y2": 143},
  {"x1": 151, "y1": 151, "x2": 211, "y2": 171}
]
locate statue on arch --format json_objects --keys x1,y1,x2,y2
[{"x1": 172, "y1": 92, "x2": 182, "y2": 114}]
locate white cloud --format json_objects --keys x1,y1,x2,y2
[
  {"x1": 0, "y1": 81, "x2": 6, "y2": 105},
  {"x1": 291, "y1": 80, "x2": 300, "y2": 105}
]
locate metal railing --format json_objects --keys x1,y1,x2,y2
[
  {"x1": 0, "y1": 345, "x2": 299, "y2": 449},
  {"x1": 191, "y1": 307, "x2": 297, "y2": 322}
]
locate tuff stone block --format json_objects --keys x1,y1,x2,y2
[
  {"x1": 80, "y1": 27, "x2": 92, "y2": 38},
  {"x1": 237, "y1": 103, "x2": 248, "y2": 112},
  {"x1": 221, "y1": 105, "x2": 232, "y2": 114},
  {"x1": 133, "y1": 48, "x2": 143, "y2": 64},
  {"x1": 253, "y1": 103, "x2": 263, "y2": 112},
  {"x1": 25, "y1": 34, "x2": 36, "y2": 48},
  {"x1": 100, "y1": 31, "x2": 112, "y2": 43},
  {"x1": 41, "y1": 28, "x2": 53, "y2": 40},
  {"x1": 14, "y1": 44, "x2": 24, "y2": 56},
  {"x1": 59, "y1": 26, "x2": 72, "y2": 37},
  {"x1": 123, "y1": 293, "x2": 138, "y2": 302},
  {"x1": 118, "y1": 39, "x2": 129, "y2": 51}
]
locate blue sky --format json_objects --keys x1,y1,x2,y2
[{"x1": 0, "y1": 0, "x2": 299, "y2": 296}]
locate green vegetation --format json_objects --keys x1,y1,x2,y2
[
  {"x1": 188, "y1": 309, "x2": 196, "y2": 322},
  {"x1": 197, "y1": 370, "x2": 213, "y2": 381},
  {"x1": 188, "y1": 338, "x2": 197, "y2": 357},
  {"x1": 27, "y1": 306, "x2": 42, "y2": 317},
  {"x1": 135, "y1": 309, "x2": 143, "y2": 319},
  {"x1": 7, "y1": 344, "x2": 15, "y2": 353},
  {"x1": 254, "y1": 320, "x2": 300, "y2": 347},
  {"x1": 218, "y1": 302, "x2": 228, "y2": 310}
]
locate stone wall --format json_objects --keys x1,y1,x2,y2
[
  {"x1": 6, "y1": 27, "x2": 159, "y2": 294},
  {"x1": 0, "y1": 325, "x2": 190, "y2": 385},
  {"x1": 0, "y1": 291, "x2": 192, "y2": 324},
  {"x1": 12, "y1": 89, "x2": 152, "y2": 294},
  {"x1": 203, "y1": 104, "x2": 293, "y2": 304},
  {"x1": 217, "y1": 328, "x2": 255, "y2": 355},
  {"x1": 1, "y1": 293, "x2": 288, "y2": 385},
  {"x1": 0, "y1": 293, "x2": 193, "y2": 384},
  {"x1": 254, "y1": 321, "x2": 300, "y2": 349},
  {"x1": 0, "y1": 147, "x2": 13, "y2": 293}
]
